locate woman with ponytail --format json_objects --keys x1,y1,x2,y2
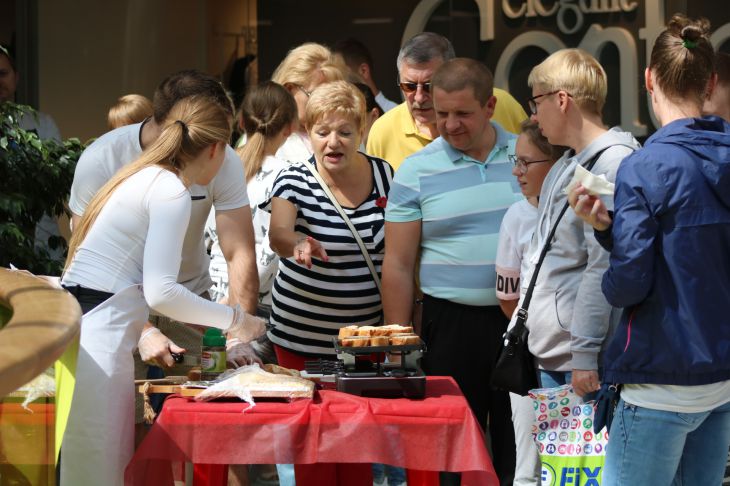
[
  {"x1": 569, "y1": 15, "x2": 730, "y2": 485},
  {"x1": 59, "y1": 96, "x2": 266, "y2": 485},
  {"x1": 208, "y1": 81, "x2": 297, "y2": 359}
]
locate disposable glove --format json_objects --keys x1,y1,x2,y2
[
  {"x1": 225, "y1": 304, "x2": 267, "y2": 343},
  {"x1": 138, "y1": 326, "x2": 186, "y2": 368},
  {"x1": 226, "y1": 338, "x2": 263, "y2": 367}
]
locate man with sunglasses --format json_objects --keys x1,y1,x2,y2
[
  {"x1": 366, "y1": 32, "x2": 527, "y2": 170},
  {"x1": 521, "y1": 49, "x2": 639, "y2": 399}
]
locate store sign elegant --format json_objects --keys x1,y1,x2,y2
[
  {"x1": 501, "y1": 0, "x2": 639, "y2": 35},
  {"x1": 403, "y1": 0, "x2": 730, "y2": 134}
]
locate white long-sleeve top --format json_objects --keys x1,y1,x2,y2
[{"x1": 63, "y1": 166, "x2": 233, "y2": 329}]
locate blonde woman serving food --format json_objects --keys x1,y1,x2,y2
[{"x1": 59, "y1": 96, "x2": 265, "y2": 485}]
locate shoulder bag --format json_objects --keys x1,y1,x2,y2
[{"x1": 491, "y1": 149, "x2": 607, "y2": 396}]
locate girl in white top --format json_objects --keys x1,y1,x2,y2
[
  {"x1": 208, "y1": 79, "x2": 300, "y2": 486},
  {"x1": 59, "y1": 96, "x2": 265, "y2": 486},
  {"x1": 209, "y1": 81, "x2": 298, "y2": 309},
  {"x1": 496, "y1": 120, "x2": 565, "y2": 486}
]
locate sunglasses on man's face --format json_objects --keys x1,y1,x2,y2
[{"x1": 398, "y1": 81, "x2": 432, "y2": 94}]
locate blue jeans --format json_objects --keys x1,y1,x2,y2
[
  {"x1": 372, "y1": 463, "x2": 406, "y2": 485},
  {"x1": 276, "y1": 464, "x2": 295, "y2": 486},
  {"x1": 539, "y1": 370, "x2": 599, "y2": 401},
  {"x1": 538, "y1": 370, "x2": 572, "y2": 389},
  {"x1": 603, "y1": 398, "x2": 730, "y2": 486}
]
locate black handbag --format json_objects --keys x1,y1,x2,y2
[
  {"x1": 491, "y1": 150, "x2": 607, "y2": 396},
  {"x1": 490, "y1": 304, "x2": 539, "y2": 396}
]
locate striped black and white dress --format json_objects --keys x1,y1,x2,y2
[{"x1": 261, "y1": 154, "x2": 393, "y2": 356}]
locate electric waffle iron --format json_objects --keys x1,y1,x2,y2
[{"x1": 304, "y1": 337, "x2": 427, "y2": 398}]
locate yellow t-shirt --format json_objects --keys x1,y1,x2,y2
[
  {"x1": 493, "y1": 87, "x2": 529, "y2": 135},
  {"x1": 366, "y1": 88, "x2": 528, "y2": 171}
]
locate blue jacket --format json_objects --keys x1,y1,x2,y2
[{"x1": 602, "y1": 116, "x2": 730, "y2": 386}]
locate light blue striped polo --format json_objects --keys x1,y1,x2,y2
[{"x1": 386, "y1": 122, "x2": 522, "y2": 306}]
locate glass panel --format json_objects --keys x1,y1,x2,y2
[{"x1": 1, "y1": 369, "x2": 56, "y2": 485}]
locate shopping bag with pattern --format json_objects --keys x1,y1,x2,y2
[{"x1": 530, "y1": 384, "x2": 608, "y2": 486}]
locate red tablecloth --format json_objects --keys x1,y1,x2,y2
[{"x1": 125, "y1": 376, "x2": 497, "y2": 485}]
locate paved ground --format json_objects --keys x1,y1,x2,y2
[
  {"x1": 171, "y1": 448, "x2": 730, "y2": 484},
  {"x1": 212, "y1": 450, "x2": 730, "y2": 485}
]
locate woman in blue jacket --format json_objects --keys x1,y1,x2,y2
[{"x1": 570, "y1": 14, "x2": 730, "y2": 486}]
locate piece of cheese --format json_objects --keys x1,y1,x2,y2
[{"x1": 564, "y1": 164, "x2": 615, "y2": 196}]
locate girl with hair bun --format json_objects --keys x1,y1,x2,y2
[
  {"x1": 569, "y1": 14, "x2": 730, "y2": 485},
  {"x1": 60, "y1": 96, "x2": 266, "y2": 485},
  {"x1": 208, "y1": 81, "x2": 297, "y2": 324}
]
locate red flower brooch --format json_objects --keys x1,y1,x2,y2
[{"x1": 375, "y1": 196, "x2": 388, "y2": 208}]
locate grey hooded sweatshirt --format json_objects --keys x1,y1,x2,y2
[{"x1": 518, "y1": 127, "x2": 640, "y2": 372}]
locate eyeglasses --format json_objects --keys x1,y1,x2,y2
[
  {"x1": 398, "y1": 81, "x2": 431, "y2": 94},
  {"x1": 508, "y1": 154, "x2": 551, "y2": 174},
  {"x1": 527, "y1": 90, "x2": 571, "y2": 115},
  {"x1": 296, "y1": 84, "x2": 312, "y2": 98}
]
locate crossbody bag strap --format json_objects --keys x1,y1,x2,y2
[
  {"x1": 301, "y1": 159, "x2": 382, "y2": 292},
  {"x1": 514, "y1": 148, "x2": 609, "y2": 330}
]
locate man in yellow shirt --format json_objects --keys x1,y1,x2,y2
[{"x1": 366, "y1": 32, "x2": 527, "y2": 170}]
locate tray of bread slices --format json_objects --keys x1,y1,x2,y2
[{"x1": 334, "y1": 324, "x2": 425, "y2": 354}]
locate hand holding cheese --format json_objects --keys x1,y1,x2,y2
[
  {"x1": 226, "y1": 304, "x2": 267, "y2": 343},
  {"x1": 564, "y1": 164, "x2": 615, "y2": 196},
  {"x1": 568, "y1": 183, "x2": 613, "y2": 231}
]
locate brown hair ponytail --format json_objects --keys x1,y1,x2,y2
[
  {"x1": 650, "y1": 14, "x2": 715, "y2": 106},
  {"x1": 65, "y1": 96, "x2": 232, "y2": 270},
  {"x1": 237, "y1": 81, "x2": 297, "y2": 182}
]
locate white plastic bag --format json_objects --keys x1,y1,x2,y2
[{"x1": 193, "y1": 363, "x2": 314, "y2": 407}]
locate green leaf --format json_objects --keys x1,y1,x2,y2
[{"x1": 0, "y1": 100, "x2": 87, "y2": 273}]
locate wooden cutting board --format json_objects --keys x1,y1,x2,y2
[
  {"x1": 136, "y1": 377, "x2": 202, "y2": 396},
  {"x1": 137, "y1": 384, "x2": 312, "y2": 398},
  {"x1": 138, "y1": 384, "x2": 202, "y2": 396}
]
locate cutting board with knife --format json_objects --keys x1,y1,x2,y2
[{"x1": 135, "y1": 377, "x2": 204, "y2": 396}]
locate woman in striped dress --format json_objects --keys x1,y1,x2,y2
[{"x1": 264, "y1": 80, "x2": 393, "y2": 367}]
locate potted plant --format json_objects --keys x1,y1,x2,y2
[{"x1": 1, "y1": 102, "x2": 86, "y2": 275}]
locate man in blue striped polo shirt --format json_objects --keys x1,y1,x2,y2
[{"x1": 382, "y1": 58, "x2": 521, "y2": 485}]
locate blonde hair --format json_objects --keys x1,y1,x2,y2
[
  {"x1": 238, "y1": 81, "x2": 297, "y2": 181},
  {"x1": 107, "y1": 94, "x2": 153, "y2": 130},
  {"x1": 66, "y1": 96, "x2": 233, "y2": 269},
  {"x1": 528, "y1": 49, "x2": 607, "y2": 116},
  {"x1": 304, "y1": 81, "x2": 366, "y2": 132},
  {"x1": 271, "y1": 42, "x2": 345, "y2": 88}
]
